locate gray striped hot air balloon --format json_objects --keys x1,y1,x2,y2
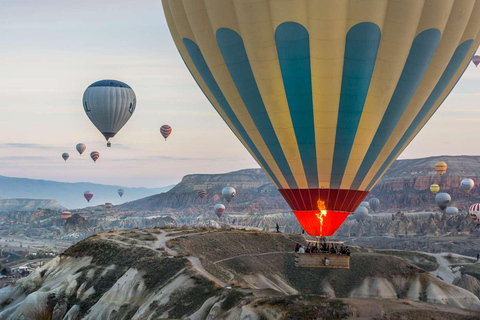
[
  {"x1": 83, "y1": 80, "x2": 136, "y2": 147},
  {"x1": 353, "y1": 206, "x2": 368, "y2": 222},
  {"x1": 118, "y1": 189, "x2": 125, "y2": 197},
  {"x1": 369, "y1": 198, "x2": 380, "y2": 212}
]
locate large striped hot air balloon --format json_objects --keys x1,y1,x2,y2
[
  {"x1": 163, "y1": 1, "x2": 480, "y2": 237},
  {"x1": 90, "y1": 151, "x2": 100, "y2": 163},
  {"x1": 62, "y1": 153, "x2": 69, "y2": 162},
  {"x1": 160, "y1": 125, "x2": 172, "y2": 141},
  {"x1": 473, "y1": 55, "x2": 480, "y2": 67},
  {"x1": 83, "y1": 80, "x2": 136, "y2": 147},
  {"x1": 84, "y1": 191, "x2": 94, "y2": 202},
  {"x1": 76, "y1": 143, "x2": 86, "y2": 155},
  {"x1": 435, "y1": 161, "x2": 447, "y2": 175}
]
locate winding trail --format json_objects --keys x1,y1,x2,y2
[{"x1": 213, "y1": 251, "x2": 291, "y2": 265}]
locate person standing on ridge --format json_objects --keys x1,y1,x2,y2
[{"x1": 276, "y1": 223, "x2": 279, "y2": 233}]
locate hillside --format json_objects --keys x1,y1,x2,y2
[
  {"x1": 1, "y1": 228, "x2": 479, "y2": 319},
  {"x1": 0, "y1": 175, "x2": 173, "y2": 209},
  {"x1": 118, "y1": 156, "x2": 480, "y2": 214},
  {"x1": 0, "y1": 198, "x2": 64, "y2": 212}
]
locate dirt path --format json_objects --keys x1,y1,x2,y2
[{"x1": 213, "y1": 251, "x2": 291, "y2": 264}]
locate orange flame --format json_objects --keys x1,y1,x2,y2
[{"x1": 315, "y1": 200, "x2": 327, "y2": 235}]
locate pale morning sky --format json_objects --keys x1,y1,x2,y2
[{"x1": 0, "y1": 0, "x2": 479, "y2": 188}]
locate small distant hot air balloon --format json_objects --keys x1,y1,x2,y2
[
  {"x1": 461, "y1": 178, "x2": 474, "y2": 194},
  {"x1": 222, "y1": 187, "x2": 236, "y2": 203},
  {"x1": 95, "y1": 207, "x2": 103, "y2": 212},
  {"x1": 369, "y1": 198, "x2": 380, "y2": 212},
  {"x1": 445, "y1": 207, "x2": 459, "y2": 216},
  {"x1": 76, "y1": 143, "x2": 86, "y2": 155},
  {"x1": 118, "y1": 189, "x2": 124, "y2": 197},
  {"x1": 435, "y1": 161, "x2": 447, "y2": 175},
  {"x1": 360, "y1": 201, "x2": 370, "y2": 209},
  {"x1": 473, "y1": 55, "x2": 480, "y2": 67},
  {"x1": 197, "y1": 189, "x2": 207, "y2": 199},
  {"x1": 160, "y1": 125, "x2": 172, "y2": 141},
  {"x1": 83, "y1": 80, "x2": 136, "y2": 147},
  {"x1": 214, "y1": 204, "x2": 225, "y2": 218},
  {"x1": 61, "y1": 211, "x2": 72, "y2": 220},
  {"x1": 435, "y1": 192, "x2": 451, "y2": 211},
  {"x1": 353, "y1": 206, "x2": 368, "y2": 222},
  {"x1": 469, "y1": 203, "x2": 480, "y2": 224},
  {"x1": 105, "y1": 202, "x2": 112, "y2": 209},
  {"x1": 90, "y1": 151, "x2": 100, "y2": 163},
  {"x1": 84, "y1": 191, "x2": 94, "y2": 202},
  {"x1": 62, "y1": 153, "x2": 69, "y2": 162},
  {"x1": 430, "y1": 184, "x2": 440, "y2": 194}
]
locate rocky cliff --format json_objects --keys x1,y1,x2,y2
[
  {"x1": 0, "y1": 228, "x2": 479, "y2": 320},
  {"x1": 64, "y1": 214, "x2": 92, "y2": 234}
]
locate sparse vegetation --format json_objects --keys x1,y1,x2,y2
[{"x1": 221, "y1": 290, "x2": 245, "y2": 310}]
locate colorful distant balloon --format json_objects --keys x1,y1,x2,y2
[
  {"x1": 214, "y1": 204, "x2": 225, "y2": 218},
  {"x1": 222, "y1": 187, "x2": 236, "y2": 203},
  {"x1": 435, "y1": 192, "x2": 451, "y2": 211},
  {"x1": 76, "y1": 143, "x2": 86, "y2": 155},
  {"x1": 83, "y1": 80, "x2": 136, "y2": 146},
  {"x1": 445, "y1": 206, "x2": 459, "y2": 216},
  {"x1": 105, "y1": 202, "x2": 112, "y2": 209},
  {"x1": 469, "y1": 203, "x2": 480, "y2": 224},
  {"x1": 430, "y1": 184, "x2": 440, "y2": 194},
  {"x1": 473, "y1": 55, "x2": 480, "y2": 67},
  {"x1": 197, "y1": 189, "x2": 207, "y2": 199},
  {"x1": 163, "y1": 1, "x2": 480, "y2": 237},
  {"x1": 90, "y1": 151, "x2": 100, "y2": 163},
  {"x1": 84, "y1": 191, "x2": 94, "y2": 202},
  {"x1": 118, "y1": 189, "x2": 124, "y2": 197},
  {"x1": 461, "y1": 178, "x2": 474, "y2": 194},
  {"x1": 62, "y1": 153, "x2": 69, "y2": 162},
  {"x1": 61, "y1": 211, "x2": 72, "y2": 220},
  {"x1": 369, "y1": 198, "x2": 380, "y2": 212},
  {"x1": 435, "y1": 162, "x2": 447, "y2": 175},
  {"x1": 160, "y1": 125, "x2": 172, "y2": 141}
]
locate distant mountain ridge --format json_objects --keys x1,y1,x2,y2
[
  {"x1": 118, "y1": 155, "x2": 480, "y2": 214},
  {"x1": 0, "y1": 175, "x2": 174, "y2": 209},
  {"x1": 0, "y1": 199, "x2": 64, "y2": 212}
]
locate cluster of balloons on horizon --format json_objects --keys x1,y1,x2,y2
[{"x1": 198, "y1": 186, "x2": 237, "y2": 218}]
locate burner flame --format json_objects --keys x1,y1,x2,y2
[{"x1": 316, "y1": 200, "x2": 327, "y2": 235}]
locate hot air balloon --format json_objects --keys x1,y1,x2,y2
[
  {"x1": 105, "y1": 202, "x2": 113, "y2": 209},
  {"x1": 461, "y1": 178, "x2": 474, "y2": 193},
  {"x1": 430, "y1": 184, "x2": 440, "y2": 194},
  {"x1": 445, "y1": 206, "x2": 459, "y2": 216},
  {"x1": 62, "y1": 153, "x2": 69, "y2": 162},
  {"x1": 197, "y1": 189, "x2": 207, "y2": 199},
  {"x1": 84, "y1": 191, "x2": 94, "y2": 202},
  {"x1": 61, "y1": 211, "x2": 72, "y2": 220},
  {"x1": 162, "y1": 1, "x2": 480, "y2": 237},
  {"x1": 469, "y1": 203, "x2": 480, "y2": 224},
  {"x1": 160, "y1": 125, "x2": 172, "y2": 141},
  {"x1": 435, "y1": 193, "x2": 451, "y2": 211},
  {"x1": 95, "y1": 207, "x2": 103, "y2": 212},
  {"x1": 118, "y1": 189, "x2": 124, "y2": 197},
  {"x1": 90, "y1": 151, "x2": 100, "y2": 163},
  {"x1": 369, "y1": 198, "x2": 380, "y2": 212},
  {"x1": 214, "y1": 204, "x2": 225, "y2": 218},
  {"x1": 473, "y1": 55, "x2": 480, "y2": 67},
  {"x1": 353, "y1": 206, "x2": 368, "y2": 222},
  {"x1": 76, "y1": 143, "x2": 86, "y2": 155},
  {"x1": 83, "y1": 80, "x2": 136, "y2": 147},
  {"x1": 435, "y1": 161, "x2": 447, "y2": 175},
  {"x1": 360, "y1": 201, "x2": 370, "y2": 209},
  {"x1": 222, "y1": 187, "x2": 236, "y2": 203}
]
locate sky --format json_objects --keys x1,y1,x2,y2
[{"x1": 0, "y1": 0, "x2": 479, "y2": 188}]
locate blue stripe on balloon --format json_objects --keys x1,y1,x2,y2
[
  {"x1": 366, "y1": 39, "x2": 473, "y2": 190},
  {"x1": 275, "y1": 22, "x2": 318, "y2": 188},
  {"x1": 181, "y1": 39, "x2": 283, "y2": 189},
  {"x1": 350, "y1": 29, "x2": 441, "y2": 190},
  {"x1": 330, "y1": 22, "x2": 381, "y2": 189},
  {"x1": 216, "y1": 28, "x2": 298, "y2": 189}
]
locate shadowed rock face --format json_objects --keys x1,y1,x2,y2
[
  {"x1": 64, "y1": 214, "x2": 92, "y2": 233},
  {"x1": 455, "y1": 274, "x2": 480, "y2": 298}
]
